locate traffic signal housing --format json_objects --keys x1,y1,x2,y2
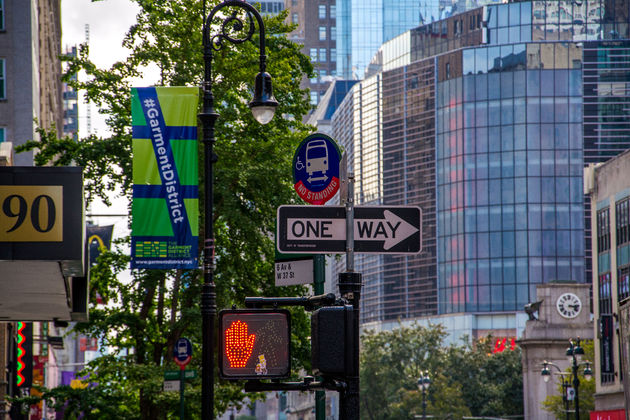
[
  {"x1": 311, "y1": 305, "x2": 355, "y2": 377},
  {"x1": 218, "y1": 309, "x2": 291, "y2": 379}
]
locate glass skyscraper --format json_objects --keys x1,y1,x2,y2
[
  {"x1": 327, "y1": 1, "x2": 630, "y2": 333},
  {"x1": 336, "y1": 0, "x2": 441, "y2": 80},
  {"x1": 437, "y1": 41, "x2": 585, "y2": 313}
]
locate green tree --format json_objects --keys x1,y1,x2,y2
[
  {"x1": 542, "y1": 340, "x2": 596, "y2": 419},
  {"x1": 443, "y1": 337, "x2": 524, "y2": 417},
  {"x1": 15, "y1": 1, "x2": 315, "y2": 419},
  {"x1": 360, "y1": 323, "x2": 470, "y2": 420},
  {"x1": 360, "y1": 325, "x2": 523, "y2": 420}
]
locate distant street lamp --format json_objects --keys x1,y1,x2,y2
[
  {"x1": 417, "y1": 372, "x2": 431, "y2": 420},
  {"x1": 199, "y1": 1, "x2": 278, "y2": 418},
  {"x1": 541, "y1": 338, "x2": 592, "y2": 420}
]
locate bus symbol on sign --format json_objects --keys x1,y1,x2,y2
[{"x1": 293, "y1": 133, "x2": 342, "y2": 205}]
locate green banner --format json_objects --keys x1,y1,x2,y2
[{"x1": 130, "y1": 87, "x2": 199, "y2": 269}]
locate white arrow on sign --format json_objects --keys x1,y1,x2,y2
[
  {"x1": 286, "y1": 210, "x2": 418, "y2": 250},
  {"x1": 355, "y1": 210, "x2": 419, "y2": 250}
]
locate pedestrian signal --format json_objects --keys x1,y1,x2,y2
[{"x1": 219, "y1": 309, "x2": 291, "y2": 379}]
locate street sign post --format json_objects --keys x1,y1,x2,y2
[
  {"x1": 173, "y1": 337, "x2": 192, "y2": 420},
  {"x1": 277, "y1": 205, "x2": 422, "y2": 254},
  {"x1": 292, "y1": 133, "x2": 342, "y2": 205}
]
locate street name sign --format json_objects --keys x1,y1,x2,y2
[
  {"x1": 164, "y1": 380, "x2": 180, "y2": 392},
  {"x1": 164, "y1": 370, "x2": 198, "y2": 380},
  {"x1": 277, "y1": 205, "x2": 422, "y2": 254},
  {"x1": 275, "y1": 258, "x2": 314, "y2": 286}
]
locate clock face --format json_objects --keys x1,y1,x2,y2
[{"x1": 556, "y1": 293, "x2": 582, "y2": 319}]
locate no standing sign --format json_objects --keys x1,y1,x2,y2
[{"x1": 292, "y1": 133, "x2": 342, "y2": 205}]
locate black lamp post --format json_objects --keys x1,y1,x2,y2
[
  {"x1": 199, "y1": 2, "x2": 277, "y2": 418},
  {"x1": 417, "y1": 372, "x2": 431, "y2": 420},
  {"x1": 541, "y1": 364, "x2": 572, "y2": 420},
  {"x1": 541, "y1": 338, "x2": 593, "y2": 420}
]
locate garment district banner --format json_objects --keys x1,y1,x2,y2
[{"x1": 131, "y1": 87, "x2": 199, "y2": 269}]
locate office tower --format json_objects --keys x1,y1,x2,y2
[
  {"x1": 285, "y1": 0, "x2": 337, "y2": 107},
  {"x1": 246, "y1": 0, "x2": 284, "y2": 15},
  {"x1": 63, "y1": 46, "x2": 79, "y2": 141},
  {"x1": 329, "y1": 1, "x2": 630, "y2": 341},
  {"x1": 332, "y1": 6, "x2": 485, "y2": 326},
  {"x1": 337, "y1": 0, "x2": 441, "y2": 80},
  {"x1": 0, "y1": 0, "x2": 63, "y2": 166}
]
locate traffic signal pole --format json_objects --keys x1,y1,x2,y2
[
  {"x1": 338, "y1": 173, "x2": 361, "y2": 420},
  {"x1": 314, "y1": 254, "x2": 326, "y2": 420}
]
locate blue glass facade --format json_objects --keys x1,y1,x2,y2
[
  {"x1": 329, "y1": 0, "x2": 630, "y2": 323},
  {"x1": 436, "y1": 42, "x2": 585, "y2": 314},
  {"x1": 336, "y1": 0, "x2": 440, "y2": 79}
]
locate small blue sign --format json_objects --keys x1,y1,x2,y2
[
  {"x1": 292, "y1": 133, "x2": 342, "y2": 205},
  {"x1": 174, "y1": 338, "x2": 192, "y2": 367}
]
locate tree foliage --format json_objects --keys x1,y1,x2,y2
[
  {"x1": 360, "y1": 323, "x2": 523, "y2": 420},
  {"x1": 15, "y1": 0, "x2": 315, "y2": 418}
]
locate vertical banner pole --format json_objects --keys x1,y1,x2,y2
[{"x1": 179, "y1": 367, "x2": 186, "y2": 420}]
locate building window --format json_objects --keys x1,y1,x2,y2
[
  {"x1": 598, "y1": 271, "x2": 615, "y2": 384},
  {"x1": 0, "y1": 59, "x2": 5, "y2": 100},
  {"x1": 331, "y1": 26, "x2": 336, "y2": 40},
  {"x1": 0, "y1": 0, "x2": 4, "y2": 31},
  {"x1": 597, "y1": 208, "x2": 610, "y2": 252},
  {"x1": 310, "y1": 48, "x2": 318, "y2": 62},
  {"x1": 619, "y1": 265, "x2": 630, "y2": 302},
  {"x1": 310, "y1": 91, "x2": 318, "y2": 105},
  {"x1": 330, "y1": 5, "x2": 336, "y2": 19},
  {"x1": 0, "y1": 127, "x2": 5, "y2": 143},
  {"x1": 292, "y1": 0, "x2": 297, "y2": 5},
  {"x1": 319, "y1": 48, "x2": 327, "y2": 62},
  {"x1": 319, "y1": 26, "x2": 327, "y2": 41},
  {"x1": 292, "y1": 13, "x2": 299, "y2": 25},
  {"x1": 617, "y1": 198, "x2": 630, "y2": 246},
  {"x1": 319, "y1": 5, "x2": 326, "y2": 19},
  {"x1": 331, "y1": 48, "x2": 336, "y2": 62},
  {"x1": 599, "y1": 272, "x2": 612, "y2": 314},
  {"x1": 310, "y1": 71, "x2": 318, "y2": 83}
]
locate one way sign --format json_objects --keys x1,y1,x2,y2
[{"x1": 277, "y1": 205, "x2": 422, "y2": 254}]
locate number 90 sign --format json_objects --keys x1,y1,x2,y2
[{"x1": 0, "y1": 186, "x2": 63, "y2": 242}]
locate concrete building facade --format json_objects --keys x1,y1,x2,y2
[
  {"x1": 585, "y1": 150, "x2": 630, "y2": 415},
  {"x1": 285, "y1": 0, "x2": 337, "y2": 107}
]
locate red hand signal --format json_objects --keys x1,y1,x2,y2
[{"x1": 225, "y1": 320, "x2": 256, "y2": 368}]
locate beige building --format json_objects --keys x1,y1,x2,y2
[
  {"x1": 518, "y1": 283, "x2": 592, "y2": 419},
  {"x1": 584, "y1": 151, "x2": 630, "y2": 416}
]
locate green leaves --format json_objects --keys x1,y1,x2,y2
[
  {"x1": 19, "y1": 1, "x2": 315, "y2": 418},
  {"x1": 360, "y1": 325, "x2": 524, "y2": 420}
]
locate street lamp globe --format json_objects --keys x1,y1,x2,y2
[
  {"x1": 584, "y1": 362, "x2": 593, "y2": 381},
  {"x1": 417, "y1": 373, "x2": 431, "y2": 391},
  {"x1": 249, "y1": 71, "x2": 278, "y2": 124},
  {"x1": 541, "y1": 362, "x2": 551, "y2": 383}
]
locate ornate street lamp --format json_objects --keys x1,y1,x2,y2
[
  {"x1": 417, "y1": 371, "x2": 431, "y2": 420},
  {"x1": 199, "y1": 1, "x2": 277, "y2": 418},
  {"x1": 541, "y1": 338, "x2": 592, "y2": 420}
]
